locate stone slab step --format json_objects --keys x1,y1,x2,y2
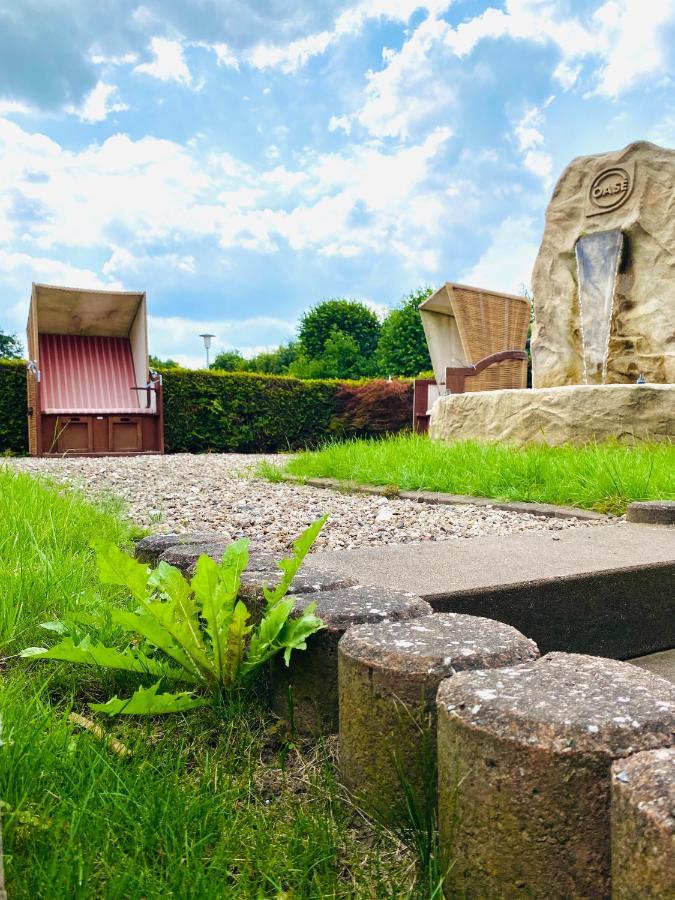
[{"x1": 308, "y1": 523, "x2": 675, "y2": 659}]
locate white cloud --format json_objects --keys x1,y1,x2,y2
[
  {"x1": 246, "y1": 0, "x2": 453, "y2": 73},
  {"x1": 0, "y1": 249, "x2": 123, "y2": 334},
  {"x1": 513, "y1": 103, "x2": 554, "y2": 187},
  {"x1": 0, "y1": 113, "x2": 452, "y2": 276},
  {"x1": 102, "y1": 246, "x2": 196, "y2": 276},
  {"x1": 553, "y1": 60, "x2": 582, "y2": 91},
  {"x1": 196, "y1": 41, "x2": 239, "y2": 70},
  {"x1": 460, "y1": 215, "x2": 540, "y2": 294},
  {"x1": 0, "y1": 100, "x2": 32, "y2": 117},
  {"x1": 592, "y1": 0, "x2": 675, "y2": 97},
  {"x1": 328, "y1": 114, "x2": 352, "y2": 134},
  {"x1": 355, "y1": 15, "x2": 455, "y2": 138},
  {"x1": 134, "y1": 37, "x2": 192, "y2": 86},
  {"x1": 148, "y1": 314, "x2": 297, "y2": 367},
  {"x1": 90, "y1": 51, "x2": 138, "y2": 66},
  {"x1": 67, "y1": 81, "x2": 128, "y2": 124}
]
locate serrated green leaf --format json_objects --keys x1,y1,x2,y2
[
  {"x1": 222, "y1": 601, "x2": 251, "y2": 686},
  {"x1": 191, "y1": 540, "x2": 249, "y2": 680},
  {"x1": 279, "y1": 605, "x2": 324, "y2": 665},
  {"x1": 263, "y1": 516, "x2": 328, "y2": 606},
  {"x1": 90, "y1": 539, "x2": 150, "y2": 603},
  {"x1": 89, "y1": 682, "x2": 208, "y2": 716},
  {"x1": 111, "y1": 609, "x2": 201, "y2": 683},
  {"x1": 144, "y1": 561, "x2": 215, "y2": 679},
  {"x1": 19, "y1": 636, "x2": 182, "y2": 679},
  {"x1": 244, "y1": 597, "x2": 294, "y2": 672}
]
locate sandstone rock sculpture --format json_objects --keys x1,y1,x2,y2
[{"x1": 531, "y1": 141, "x2": 675, "y2": 387}]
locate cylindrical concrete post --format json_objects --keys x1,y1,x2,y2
[
  {"x1": 338, "y1": 613, "x2": 539, "y2": 824},
  {"x1": 436, "y1": 652, "x2": 675, "y2": 899},
  {"x1": 611, "y1": 747, "x2": 675, "y2": 899},
  {"x1": 269, "y1": 586, "x2": 432, "y2": 735}
]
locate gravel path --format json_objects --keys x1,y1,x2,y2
[{"x1": 5, "y1": 454, "x2": 607, "y2": 553}]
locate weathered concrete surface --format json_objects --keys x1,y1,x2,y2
[
  {"x1": 436, "y1": 652, "x2": 675, "y2": 899},
  {"x1": 240, "y1": 568, "x2": 359, "y2": 624},
  {"x1": 627, "y1": 500, "x2": 675, "y2": 525},
  {"x1": 159, "y1": 542, "x2": 280, "y2": 576},
  {"x1": 531, "y1": 141, "x2": 675, "y2": 387},
  {"x1": 134, "y1": 532, "x2": 222, "y2": 566},
  {"x1": 429, "y1": 383, "x2": 674, "y2": 447},
  {"x1": 269, "y1": 586, "x2": 431, "y2": 735},
  {"x1": 611, "y1": 748, "x2": 675, "y2": 899},
  {"x1": 338, "y1": 614, "x2": 538, "y2": 824},
  {"x1": 630, "y1": 649, "x2": 675, "y2": 684},
  {"x1": 308, "y1": 523, "x2": 675, "y2": 658}
]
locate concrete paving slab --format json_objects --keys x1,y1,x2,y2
[
  {"x1": 309, "y1": 523, "x2": 675, "y2": 659},
  {"x1": 629, "y1": 649, "x2": 675, "y2": 684}
]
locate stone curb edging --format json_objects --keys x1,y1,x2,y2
[
  {"x1": 626, "y1": 501, "x2": 675, "y2": 526},
  {"x1": 279, "y1": 474, "x2": 608, "y2": 522}
]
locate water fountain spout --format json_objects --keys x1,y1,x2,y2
[{"x1": 574, "y1": 230, "x2": 623, "y2": 384}]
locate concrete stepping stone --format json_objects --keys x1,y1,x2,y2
[
  {"x1": 269, "y1": 586, "x2": 432, "y2": 735},
  {"x1": 611, "y1": 747, "x2": 675, "y2": 899},
  {"x1": 307, "y1": 523, "x2": 675, "y2": 659},
  {"x1": 338, "y1": 613, "x2": 538, "y2": 824},
  {"x1": 436, "y1": 652, "x2": 675, "y2": 900},
  {"x1": 626, "y1": 500, "x2": 675, "y2": 525}
]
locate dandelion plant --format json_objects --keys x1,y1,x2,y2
[{"x1": 21, "y1": 517, "x2": 327, "y2": 715}]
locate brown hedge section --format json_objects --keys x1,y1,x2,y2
[{"x1": 0, "y1": 361, "x2": 412, "y2": 454}]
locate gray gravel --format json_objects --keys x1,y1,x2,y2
[{"x1": 4, "y1": 454, "x2": 606, "y2": 553}]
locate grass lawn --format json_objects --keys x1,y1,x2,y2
[
  {"x1": 0, "y1": 468, "x2": 422, "y2": 899},
  {"x1": 275, "y1": 434, "x2": 675, "y2": 514}
]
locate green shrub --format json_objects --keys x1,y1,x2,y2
[
  {"x1": 0, "y1": 359, "x2": 27, "y2": 453},
  {"x1": 162, "y1": 368, "x2": 340, "y2": 452},
  {"x1": 331, "y1": 379, "x2": 413, "y2": 438},
  {"x1": 0, "y1": 362, "x2": 413, "y2": 454}
]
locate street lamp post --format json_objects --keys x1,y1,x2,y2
[{"x1": 199, "y1": 333, "x2": 216, "y2": 369}]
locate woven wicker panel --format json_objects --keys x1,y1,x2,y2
[
  {"x1": 448, "y1": 285, "x2": 530, "y2": 364},
  {"x1": 465, "y1": 358, "x2": 528, "y2": 393}
]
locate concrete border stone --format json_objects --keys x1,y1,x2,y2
[
  {"x1": 436, "y1": 652, "x2": 675, "y2": 899},
  {"x1": 338, "y1": 613, "x2": 538, "y2": 824}
]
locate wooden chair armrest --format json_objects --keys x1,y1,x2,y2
[{"x1": 445, "y1": 351, "x2": 528, "y2": 394}]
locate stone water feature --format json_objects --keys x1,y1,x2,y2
[{"x1": 430, "y1": 141, "x2": 675, "y2": 446}]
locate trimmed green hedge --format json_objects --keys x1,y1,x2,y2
[
  {"x1": 0, "y1": 361, "x2": 412, "y2": 454},
  {"x1": 163, "y1": 368, "x2": 339, "y2": 452},
  {"x1": 0, "y1": 360, "x2": 28, "y2": 454}
]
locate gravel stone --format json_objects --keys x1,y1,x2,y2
[{"x1": 4, "y1": 454, "x2": 607, "y2": 553}]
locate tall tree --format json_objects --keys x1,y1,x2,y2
[
  {"x1": 298, "y1": 299, "x2": 381, "y2": 361},
  {"x1": 376, "y1": 287, "x2": 433, "y2": 377},
  {"x1": 0, "y1": 331, "x2": 23, "y2": 359}
]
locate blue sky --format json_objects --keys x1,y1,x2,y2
[{"x1": 1, "y1": 0, "x2": 674, "y2": 366}]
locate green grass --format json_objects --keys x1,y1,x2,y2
[
  {"x1": 0, "y1": 468, "x2": 419, "y2": 898},
  {"x1": 278, "y1": 434, "x2": 675, "y2": 514}
]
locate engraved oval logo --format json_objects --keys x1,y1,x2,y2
[{"x1": 589, "y1": 167, "x2": 632, "y2": 211}]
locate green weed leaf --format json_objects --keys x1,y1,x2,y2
[
  {"x1": 89, "y1": 682, "x2": 207, "y2": 716},
  {"x1": 91, "y1": 539, "x2": 150, "y2": 602},
  {"x1": 19, "y1": 635, "x2": 182, "y2": 680},
  {"x1": 263, "y1": 516, "x2": 328, "y2": 606}
]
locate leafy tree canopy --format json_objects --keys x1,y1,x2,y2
[
  {"x1": 0, "y1": 331, "x2": 23, "y2": 360},
  {"x1": 376, "y1": 287, "x2": 433, "y2": 377},
  {"x1": 149, "y1": 354, "x2": 179, "y2": 369},
  {"x1": 210, "y1": 349, "x2": 249, "y2": 372},
  {"x1": 298, "y1": 299, "x2": 381, "y2": 360}
]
